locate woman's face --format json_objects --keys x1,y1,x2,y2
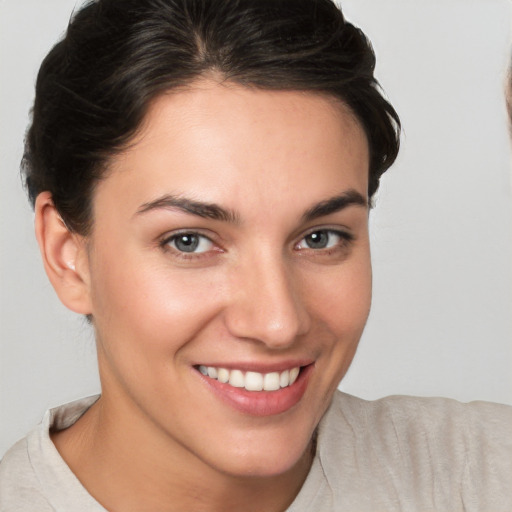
[{"x1": 84, "y1": 81, "x2": 371, "y2": 477}]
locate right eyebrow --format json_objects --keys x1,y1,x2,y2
[
  {"x1": 135, "y1": 194, "x2": 240, "y2": 224},
  {"x1": 301, "y1": 189, "x2": 368, "y2": 222}
]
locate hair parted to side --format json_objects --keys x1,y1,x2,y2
[{"x1": 22, "y1": 0, "x2": 401, "y2": 235}]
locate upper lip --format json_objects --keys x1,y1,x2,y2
[{"x1": 193, "y1": 360, "x2": 314, "y2": 373}]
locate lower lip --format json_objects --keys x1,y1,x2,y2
[{"x1": 197, "y1": 365, "x2": 313, "y2": 417}]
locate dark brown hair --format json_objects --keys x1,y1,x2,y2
[{"x1": 22, "y1": 0, "x2": 401, "y2": 234}]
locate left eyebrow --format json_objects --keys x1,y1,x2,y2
[
  {"x1": 135, "y1": 194, "x2": 239, "y2": 223},
  {"x1": 302, "y1": 189, "x2": 367, "y2": 222}
]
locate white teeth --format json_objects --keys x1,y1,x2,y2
[
  {"x1": 229, "y1": 369, "x2": 245, "y2": 388},
  {"x1": 245, "y1": 371, "x2": 263, "y2": 391},
  {"x1": 289, "y1": 367, "x2": 300, "y2": 385},
  {"x1": 217, "y1": 368, "x2": 229, "y2": 383},
  {"x1": 279, "y1": 370, "x2": 290, "y2": 388},
  {"x1": 198, "y1": 365, "x2": 302, "y2": 391},
  {"x1": 263, "y1": 372, "x2": 281, "y2": 391}
]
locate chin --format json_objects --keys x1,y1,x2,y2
[
  {"x1": 217, "y1": 451, "x2": 311, "y2": 479},
  {"x1": 202, "y1": 423, "x2": 316, "y2": 479}
]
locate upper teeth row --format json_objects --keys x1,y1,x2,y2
[{"x1": 198, "y1": 366, "x2": 300, "y2": 391}]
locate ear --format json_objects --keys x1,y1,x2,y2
[{"x1": 34, "y1": 192, "x2": 92, "y2": 315}]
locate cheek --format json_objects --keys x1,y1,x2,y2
[
  {"x1": 301, "y1": 250, "x2": 372, "y2": 386},
  {"x1": 304, "y1": 252, "x2": 372, "y2": 333},
  {"x1": 89, "y1": 250, "x2": 225, "y2": 361}
]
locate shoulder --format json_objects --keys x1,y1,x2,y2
[
  {"x1": 315, "y1": 391, "x2": 512, "y2": 511},
  {"x1": 0, "y1": 396, "x2": 101, "y2": 512},
  {"x1": 0, "y1": 436, "x2": 53, "y2": 511},
  {"x1": 329, "y1": 391, "x2": 512, "y2": 434},
  {"x1": 325, "y1": 391, "x2": 512, "y2": 465}
]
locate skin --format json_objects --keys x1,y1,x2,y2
[{"x1": 36, "y1": 80, "x2": 371, "y2": 512}]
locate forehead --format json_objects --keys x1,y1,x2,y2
[{"x1": 97, "y1": 81, "x2": 369, "y2": 220}]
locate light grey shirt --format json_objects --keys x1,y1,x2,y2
[{"x1": 1, "y1": 391, "x2": 511, "y2": 511}]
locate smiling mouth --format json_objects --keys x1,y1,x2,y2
[{"x1": 197, "y1": 365, "x2": 301, "y2": 392}]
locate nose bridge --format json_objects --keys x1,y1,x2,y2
[{"x1": 226, "y1": 249, "x2": 309, "y2": 347}]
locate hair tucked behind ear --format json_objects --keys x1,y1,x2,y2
[{"x1": 22, "y1": 0, "x2": 400, "y2": 235}]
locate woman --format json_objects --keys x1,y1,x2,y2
[{"x1": 1, "y1": 0, "x2": 510, "y2": 510}]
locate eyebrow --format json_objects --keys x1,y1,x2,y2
[
  {"x1": 301, "y1": 189, "x2": 367, "y2": 222},
  {"x1": 136, "y1": 194, "x2": 240, "y2": 223},
  {"x1": 136, "y1": 189, "x2": 367, "y2": 223}
]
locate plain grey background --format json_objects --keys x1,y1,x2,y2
[{"x1": 1, "y1": 0, "x2": 511, "y2": 458}]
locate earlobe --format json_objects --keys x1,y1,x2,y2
[{"x1": 34, "y1": 192, "x2": 92, "y2": 315}]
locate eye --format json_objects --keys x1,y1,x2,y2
[
  {"x1": 165, "y1": 233, "x2": 214, "y2": 253},
  {"x1": 296, "y1": 229, "x2": 349, "y2": 250}
]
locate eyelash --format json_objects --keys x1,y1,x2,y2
[
  {"x1": 159, "y1": 228, "x2": 355, "y2": 260},
  {"x1": 295, "y1": 228, "x2": 354, "y2": 253},
  {"x1": 159, "y1": 231, "x2": 218, "y2": 260}
]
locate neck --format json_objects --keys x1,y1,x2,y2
[{"x1": 52, "y1": 394, "x2": 314, "y2": 512}]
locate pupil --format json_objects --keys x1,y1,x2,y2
[
  {"x1": 175, "y1": 234, "x2": 199, "y2": 252},
  {"x1": 306, "y1": 231, "x2": 328, "y2": 249}
]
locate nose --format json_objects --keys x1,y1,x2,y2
[{"x1": 224, "y1": 253, "x2": 311, "y2": 349}]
